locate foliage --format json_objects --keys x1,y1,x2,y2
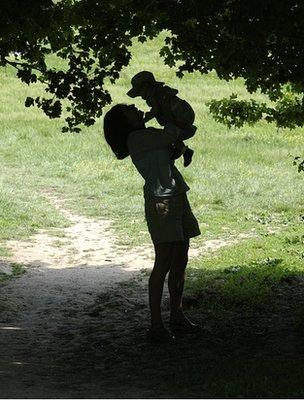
[
  {"x1": 207, "y1": 94, "x2": 269, "y2": 129},
  {"x1": 293, "y1": 156, "x2": 304, "y2": 173},
  {"x1": 1, "y1": 1, "x2": 304, "y2": 132},
  {"x1": 208, "y1": 92, "x2": 304, "y2": 130},
  {"x1": 0, "y1": 0, "x2": 160, "y2": 131}
]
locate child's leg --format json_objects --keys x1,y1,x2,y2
[
  {"x1": 171, "y1": 120, "x2": 196, "y2": 166},
  {"x1": 173, "y1": 139, "x2": 188, "y2": 155},
  {"x1": 173, "y1": 139, "x2": 194, "y2": 167},
  {"x1": 183, "y1": 146, "x2": 194, "y2": 167}
]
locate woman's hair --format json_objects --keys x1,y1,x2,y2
[{"x1": 103, "y1": 104, "x2": 134, "y2": 160}]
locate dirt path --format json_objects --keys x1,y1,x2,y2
[
  {"x1": 0, "y1": 192, "x2": 260, "y2": 398},
  {"x1": 0, "y1": 192, "x2": 153, "y2": 397}
]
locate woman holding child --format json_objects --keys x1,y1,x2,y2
[{"x1": 103, "y1": 72, "x2": 201, "y2": 343}]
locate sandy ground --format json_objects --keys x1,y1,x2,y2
[{"x1": 0, "y1": 193, "x2": 264, "y2": 398}]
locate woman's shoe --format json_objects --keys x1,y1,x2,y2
[
  {"x1": 146, "y1": 327, "x2": 176, "y2": 344},
  {"x1": 169, "y1": 316, "x2": 202, "y2": 334}
]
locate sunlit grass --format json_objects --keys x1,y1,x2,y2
[{"x1": 0, "y1": 33, "x2": 303, "y2": 253}]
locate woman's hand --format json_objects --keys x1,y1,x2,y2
[{"x1": 143, "y1": 111, "x2": 155, "y2": 123}]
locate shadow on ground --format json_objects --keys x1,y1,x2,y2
[{"x1": 1, "y1": 267, "x2": 304, "y2": 398}]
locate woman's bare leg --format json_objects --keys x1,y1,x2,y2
[
  {"x1": 168, "y1": 240, "x2": 201, "y2": 332},
  {"x1": 168, "y1": 239, "x2": 189, "y2": 321},
  {"x1": 149, "y1": 242, "x2": 173, "y2": 329}
]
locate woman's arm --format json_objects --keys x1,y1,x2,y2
[{"x1": 128, "y1": 124, "x2": 197, "y2": 154}]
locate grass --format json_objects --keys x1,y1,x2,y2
[
  {"x1": 0, "y1": 262, "x2": 25, "y2": 283},
  {"x1": 0, "y1": 32, "x2": 304, "y2": 397},
  {"x1": 187, "y1": 226, "x2": 304, "y2": 306}
]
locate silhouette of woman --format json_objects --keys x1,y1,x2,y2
[{"x1": 103, "y1": 104, "x2": 201, "y2": 343}]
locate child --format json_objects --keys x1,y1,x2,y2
[{"x1": 127, "y1": 71, "x2": 196, "y2": 167}]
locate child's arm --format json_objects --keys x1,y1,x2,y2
[
  {"x1": 146, "y1": 91, "x2": 176, "y2": 126},
  {"x1": 143, "y1": 110, "x2": 156, "y2": 123},
  {"x1": 143, "y1": 107, "x2": 170, "y2": 126}
]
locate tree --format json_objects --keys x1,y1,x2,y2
[
  {"x1": 1, "y1": 0, "x2": 304, "y2": 142},
  {"x1": 0, "y1": 0, "x2": 160, "y2": 132}
]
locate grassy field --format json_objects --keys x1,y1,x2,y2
[{"x1": 1, "y1": 33, "x2": 304, "y2": 396}]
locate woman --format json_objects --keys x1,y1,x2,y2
[{"x1": 103, "y1": 103, "x2": 201, "y2": 343}]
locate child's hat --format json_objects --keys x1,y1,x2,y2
[{"x1": 127, "y1": 71, "x2": 163, "y2": 98}]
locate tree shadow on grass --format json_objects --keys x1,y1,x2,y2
[
  {"x1": 1, "y1": 260, "x2": 304, "y2": 398},
  {"x1": 53, "y1": 266, "x2": 304, "y2": 398}
]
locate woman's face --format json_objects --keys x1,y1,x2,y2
[{"x1": 123, "y1": 105, "x2": 145, "y2": 129}]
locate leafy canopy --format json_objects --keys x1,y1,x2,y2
[{"x1": 1, "y1": 0, "x2": 304, "y2": 138}]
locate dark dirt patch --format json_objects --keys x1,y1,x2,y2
[{"x1": 2, "y1": 271, "x2": 304, "y2": 398}]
